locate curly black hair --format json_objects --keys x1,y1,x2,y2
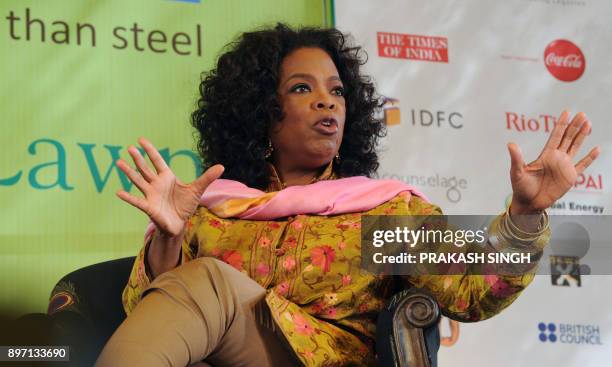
[{"x1": 191, "y1": 23, "x2": 386, "y2": 190}]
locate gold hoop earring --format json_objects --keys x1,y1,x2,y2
[{"x1": 264, "y1": 140, "x2": 274, "y2": 159}]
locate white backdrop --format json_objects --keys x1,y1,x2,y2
[{"x1": 335, "y1": 0, "x2": 612, "y2": 366}]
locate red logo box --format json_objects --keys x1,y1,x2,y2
[{"x1": 377, "y1": 32, "x2": 448, "y2": 63}]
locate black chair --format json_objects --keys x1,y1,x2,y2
[
  {"x1": 45, "y1": 257, "x2": 440, "y2": 366},
  {"x1": 46, "y1": 257, "x2": 135, "y2": 366}
]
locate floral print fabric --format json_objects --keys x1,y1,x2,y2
[{"x1": 123, "y1": 193, "x2": 548, "y2": 366}]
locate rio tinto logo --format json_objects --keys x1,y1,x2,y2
[{"x1": 544, "y1": 39, "x2": 586, "y2": 82}]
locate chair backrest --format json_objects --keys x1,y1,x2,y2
[{"x1": 47, "y1": 256, "x2": 136, "y2": 365}]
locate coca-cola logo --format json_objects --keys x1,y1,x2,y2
[{"x1": 544, "y1": 39, "x2": 585, "y2": 82}]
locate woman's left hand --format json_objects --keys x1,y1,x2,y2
[{"x1": 507, "y1": 110, "x2": 600, "y2": 215}]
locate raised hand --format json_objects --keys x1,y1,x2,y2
[
  {"x1": 116, "y1": 137, "x2": 224, "y2": 237},
  {"x1": 507, "y1": 110, "x2": 600, "y2": 215}
]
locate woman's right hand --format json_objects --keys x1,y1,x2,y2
[{"x1": 116, "y1": 137, "x2": 224, "y2": 237}]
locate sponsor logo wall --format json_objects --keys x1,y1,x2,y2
[{"x1": 336, "y1": 0, "x2": 611, "y2": 365}]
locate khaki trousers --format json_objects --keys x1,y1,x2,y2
[{"x1": 96, "y1": 257, "x2": 300, "y2": 367}]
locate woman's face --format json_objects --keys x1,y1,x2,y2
[{"x1": 270, "y1": 47, "x2": 346, "y2": 171}]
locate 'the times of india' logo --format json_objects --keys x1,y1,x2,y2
[
  {"x1": 377, "y1": 32, "x2": 448, "y2": 63},
  {"x1": 538, "y1": 322, "x2": 603, "y2": 345}
]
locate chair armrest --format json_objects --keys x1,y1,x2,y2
[{"x1": 376, "y1": 289, "x2": 441, "y2": 367}]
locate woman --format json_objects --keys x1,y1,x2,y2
[{"x1": 96, "y1": 24, "x2": 599, "y2": 366}]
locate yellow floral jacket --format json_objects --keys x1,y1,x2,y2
[{"x1": 122, "y1": 190, "x2": 548, "y2": 366}]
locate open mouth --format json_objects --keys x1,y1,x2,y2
[{"x1": 314, "y1": 118, "x2": 338, "y2": 135}]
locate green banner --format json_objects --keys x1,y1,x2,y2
[{"x1": 1, "y1": 0, "x2": 327, "y2": 313}]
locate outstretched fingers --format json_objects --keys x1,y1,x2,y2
[
  {"x1": 117, "y1": 159, "x2": 150, "y2": 194},
  {"x1": 567, "y1": 120, "x2": 591, "y2": 158},
  {"x1": 192, "y1": 164, "x2": 225, "y2": 194},
  {"x1": 559, "y1": 112, "x2": 587, "y2": 152},
  {"x1": 128, "y1": 146, "x2": 156, "y2": 182},
  {"x1": 116, "y1": 190, "x2": 150, "y2": 213},
  {"x1": 543, "y1": 110, "x2": 570, "y2": 151},
  {"x1": 575, "y1": 146, "x2": 601, "y2": 175},
  {"x1": 507, "y1": 142, "x2": 525, "y2": 177},
  {"x1": 138, "y1": 137, "x2": 169, "y2": 174}
]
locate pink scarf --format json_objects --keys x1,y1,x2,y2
[
  {"x1": 144, "y1": 176, "x2": 427, "y2": 240},
  {"x1": 201, "y1": 176, "x2": 428, "y2": 220}
]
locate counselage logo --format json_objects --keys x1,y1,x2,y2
[
  {"x1": 544, "y1": 39, "x2": 585, "y2": 82},
  {"x1": 381, "y1": 172, "x2": 467, "y2": 203},
  {"x1": 538, "y1": 322, "x2": 603, "y2": 346}
]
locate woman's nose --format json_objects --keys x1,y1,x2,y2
[{"x1": 313, "y1": 96, "x2": 336, "y2": 111}]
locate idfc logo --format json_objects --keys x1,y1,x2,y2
[
  {"x1": 544, "y1": 39, "x2": 586, "y2": 82},
  {"x1": 409, "y1": 109, "x2": 463, "y2": 129},
  {"x1": 377, "y1": 32, "x2": 448, "y2": 63},
  {"x1": 538, "y1": 322, "x2": 603, "y2": 345}
]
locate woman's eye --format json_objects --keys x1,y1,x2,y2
[
  {"x1": 332, "y1": 87, "x2": 345, "y2": 96},
  {"x1": 291, "y1": 84, "x2": 310, "y2": 93}
]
